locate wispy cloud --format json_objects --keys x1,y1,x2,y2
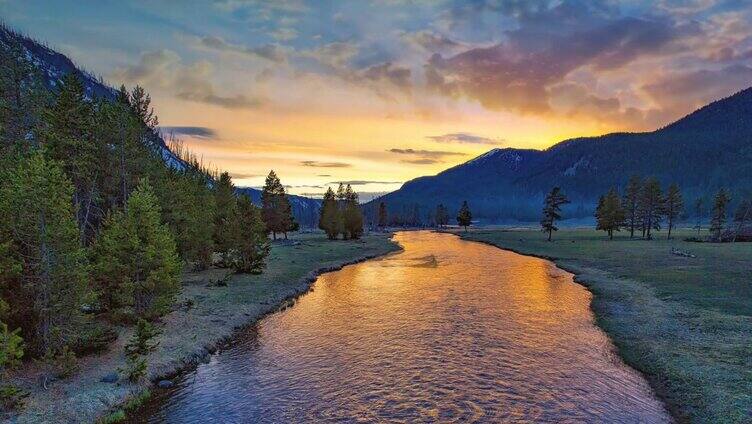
[
  {"x1": 388, "y1": 148, "x2": 465, "y2": 158},
  {"x1": 300, "y1": 160, "x2": 351, "y2": 168},
  {"x1": 160, "y1": 126, "x2": 217, "y2": 139},
  {"x1": 427, "y1": 133, "x2": 504, "y2": 145},
  {"x1": 328, "y1": 180, "x2": 402, "y2": 185}
]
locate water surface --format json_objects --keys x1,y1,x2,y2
[{"x1": 133, "y1": 231, "x2": 669, "y2": 423}]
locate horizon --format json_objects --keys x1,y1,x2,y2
[{"x1": 2, "y1": 1, "x2": 751, "y2": 197}]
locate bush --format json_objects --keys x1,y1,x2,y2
[
  {"x1": 0, "y1": 385, "x2": 29, "y2": 412},
  {"x1": 120, "y1": 355, "x2": 147, "y2": 383},
  {"x1": 124, "y1": 319, "x2": 160, "y2": 358},
  {"x1": 0, "y1": 321, "x2": 24, "y2": 371}
]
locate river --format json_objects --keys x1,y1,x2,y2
[{"x1": 131, "y1": 231, "x2": 670, "y2": 423}]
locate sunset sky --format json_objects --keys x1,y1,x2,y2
[{"x1": 3, "y1": 0, "x2": 752, "y2": 198}]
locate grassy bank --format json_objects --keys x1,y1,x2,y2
[
  {"x1": 457, "y1": 228, "x2": 752, "y2": 423},
  {"x1": 5, "y1": 232, "x2": 399, "y2": 424}
]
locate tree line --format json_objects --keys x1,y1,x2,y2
[
  {"x1": 318, "y1": 184, "x2": 364, "y2": 240},
  {"x1": 0, "y1": 41, "x2": 277, "y2": 394}
]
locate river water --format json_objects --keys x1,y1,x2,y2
[{"x1": 132, "y1": 231, "x2": 669, "y2": 423}]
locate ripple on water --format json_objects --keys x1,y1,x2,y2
[{"x1": 132, "y1": 231, "x2": 670, "y2": 424}]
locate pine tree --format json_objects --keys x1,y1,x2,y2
[
  {"x1": 595, "y1": 188, "x2": 625, "y2": 239},
  {"x1": 709, "y1": 188, "x2": 730, "y2": 241},
  {"x1": 693, "y1": 198, "x2": 704, "y2": 236},
  {"x1": 638, "y1": 178, "x2": 664, "y2": 240},
  {"x1": 319, "y1": 187, "x2": 340, "y2": 240},
  {"x1": 213, "y1": 172, "x2": 239, "y2": 263},
  {"x1": 0, "y1": 153, "x2": 88, "y2": 355},
  {"x1": 233, "y1": 196, "x2": 270, "y2": 273},
  {"x1": 435, "y1": 204, "x2": 449, "y2": 228},
  {"x1": 622, "y1": 175, "x2": 642, "y2": 238},
  {"x1": 0, "y1": 41, "x2": 48, "y2": 149},
  {"x1": 378, "y1": 202, "x2": 388, "y2": 229},
  {"x1": 540, "y1": 187, "x2": 569, "y2": 241},
  {"x1": 457, "y1": 201, "x2": 472, "y2": 231},
  {"x1": 732, "y1": 199, "x2": 751, "y2": 242},
  {"x1": 42, "y1": 73, "x2": 104, "y2": 243},
  {"x1": 664, "y1": 183, "x2": 683, "y2": 240},
  {"x1": 92, "y1": 179, "x2": 181, "y2": 320},
  {"x1": 261, "y1": 170, "x2": 294, "y2": 240},
  {"x1": 342, "y1": 185, "x2": 364, "y2": 239}
]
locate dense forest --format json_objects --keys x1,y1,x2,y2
[{"x1": 0, "y1": 25, "x2": 271, "y2": 389}]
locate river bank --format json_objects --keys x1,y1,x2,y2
[
  {"x1": 456, "y1": 228, "x2": 752, "y2": 423},
  {"x1": 4, "y1": 233, "x2": 400, "y2": 424}
]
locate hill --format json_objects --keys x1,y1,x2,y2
[
  {"x1": 368, "y1": 88, "x2": 752, "y2": 224},
  {"x1": 0, "y1": 23, "x2": 320, "y2": 227}
]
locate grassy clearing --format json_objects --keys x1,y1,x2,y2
[
  {"x1": 458, "y1": 228, "x2": 752, "y2": 423},
  {"x1": 6, "y1": 232, "x2": 399, "y2": 424}
]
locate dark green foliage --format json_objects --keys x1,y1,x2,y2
[
  {"x1": 318, "y1": 187, "x2": 339, "y2": 239},
  {"x1": 540, "y1": 187, "x2": 569, "y2": 241},
  {"x1": 122, "y1": 355, "x2": 148, "y2": 383},
  {"x1": 595, "y1": 188, "x2": 625, "y2": 239},
  {"x1": 0, "y1": 318, "x2": 24, "y2": 373},
  {"x1": 213, "y1": 172, "x2": 240, "y2": 264},
  {"x1": 664, "y1": 183, "x2": 683, "y2": 239},
  {"x1": 622, "y1": 175, "x2": 642, "y2": 238},
  {"x1": 233, "y1": 196, "x2": 270, "y2": 274},
  {"x1": 457, "y1": 201, "x2": 472, "y2": 231},
  {"x1": 124, "y1": 319, "x2": 161, "y2": 358},
  {"x1": 435, "y1": 204, "x2": 449, "y2": 228},
  {"x1": 261, "y1": 170, "x2": 295, "y2": 240},
  {"x1": 709, "y1": 188, "x2": 731, "y2": 241},
  {"x1": 0, "y1": 385, "x2": 29, "y2": 412},
  {"x1": 0, "y1": 153, "x2": 89, "y2": 355},
  {"x1": 377, "y1": 202, "x2": 388, "y2": 229},
  {"x1": 342, "y1": 185, "x2": 364, "y2": 239},
  {"x1": 92, "y1": 179, "x2": 181, "y2": 321},
  {"x1": 638, "y1": 178, "x2": 664, "y2": 240}
]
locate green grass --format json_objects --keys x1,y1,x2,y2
[{"x1": 458, "y1": 228, "x2": 752, "y2": 423}]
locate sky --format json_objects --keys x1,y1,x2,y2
[{"x1": 2, "y1": 0, "x2": 752, "y2": 198}]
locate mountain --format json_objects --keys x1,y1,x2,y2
[
  {"x1": 368, "y1": 89, "x2": 752, "y2": 224},
  {"x1": 0, "y1": 24, "x2": 321, "y2": 227}
]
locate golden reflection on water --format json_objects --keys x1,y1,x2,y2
[{"x1": 138, "y1": 231, "x2": 669, "y2": 423}]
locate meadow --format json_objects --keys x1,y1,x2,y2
[{"x1": 458, "y1": 228, "x2": 752, "y2": 423}]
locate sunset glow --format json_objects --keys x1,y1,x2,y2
[{"x1": 4, "y1": 0, "x2": 751, "y2": 196}]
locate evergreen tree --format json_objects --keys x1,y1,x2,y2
[
  {"x1": 0, "y1": 153, "x2": 88, "y2": 355},
  {"x1": 42, "y1": 73, "x2": 104, "y2": 243},
  {"x1": 638, "y1": 178, "x2": 664, "y2": 240},
  {"x1": 732, "y1": 199, "x2": 751, "y2": 242},
  {"x1": 233, "y1": 196, "x2": 270, "y2": 273},
  {"x1": 92, "y1": 179, "x2": 181, "y2": 320},
  {"x1": 261, "y1": 170, "x2": 294, "y2": 240},
  {"x1": 342, "y1": 185, "x2": 364, "y2": 239},
  {"x1": 540, "y1": 187, "x2": 569, "y2": 241},
  {"x1": 457, "y1": 201, "x2": 472, "y2": 231},
  {"x1": 622, "y1": 175, "x2": 642, "y2": 238},
  {"x1": 0, "y1": 41, "x2": 48, "y2": 149},
  {"x1": 378, "y1": 202, "x2": 388, "y2": 229},
  {"x1": 595, "y1": 188, "x2": 625, "y2": 239},
  {"x1": 709, "y1": 188, "x2": 730, "y2": 241},
  {"x1": 435, "y1": 204, "x2": 449, "y2": 228},
  {"x1": 693, "y1": 198, "x2": 704, "y2": 236},
  {"x1": 318, "y1": 187, "x2": 340, "y2": 240},
  {"x1": 664, "y1": 183, "x2": 683, "y2": 239},
  {"x1": 213, "y1": 172, "x2": 239, "y2": 263}
]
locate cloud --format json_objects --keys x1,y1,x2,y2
[
  {"x1": 191, "y1": 35, "x2": 287, "y2": 62},
  {"x1": 303, "y1": 42, "x2": 359, "y2": 69},
  {"x1": 388, "y1": 148, "x2": 466, "y2": 158},
  {"x1": 427, "y1": 132, "x2": 503, "y2": 145},
  {"x1": 300, "y1": 160, "x2": 351, "y2": 168},
  {"x1": 229, "y1": 172, "x2": 263, "y2": 179},
  {"x1": 401, "y1": 30, "x2": 464, "y2": 54},
  {"x1": 401, "y1": 158, "x2": 440, "y2": 165},
  {"x1": 317, "y1": 174, "x2": 332, "y2": 177},
  {"x1": 269, "y1": 27, "x2": 298, "y2": 41},
  {"x1": 328, "y1": 180, "x2": 402, "y2": 185},
  {"x1": 111, "y1": 49, "x2": 264, "y2": 109},
  {"x1": 160, "y1": 126, "x2": 217, "y2": 139},
  {"x1": 363, "y1": 62, "x2": 412, "y2": 88},
  {"x1": 426, "y1": 1, "x2": 702, "y2": 119}
]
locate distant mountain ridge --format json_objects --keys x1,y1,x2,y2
[
  {"x1": 368, "y1": 87, "x2": 752, "y2": 223},
  {"x1": 0, "y1": 24, "x2": 321, "y2": 227}
]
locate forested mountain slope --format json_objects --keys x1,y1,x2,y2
[
  {"x1": 0, "y1": 24, "x2": 320, "y2": 227},
  {"x1": 368, "y1": 88, "x2": 752, "y2": 223}
]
